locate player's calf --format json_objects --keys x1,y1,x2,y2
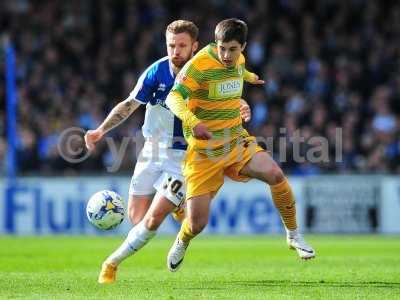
[
  {"x1": 127, "y1": 195, "x2": 152, "y2": 225},
  {"x1": 187, "y1": 217, "x2": 207, "y2": 235},
  {"x1": 143, "y1": 208, "x2": 172, "y2": 231}
]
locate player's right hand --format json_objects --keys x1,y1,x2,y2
[
  {"x1": 251, "y1": 74, "x2": 265, "y2": 85},
  {"x1": 84, "y1": 129, "x2": 104, "y2": 151},
  {"x1": 193, "y1": 123, "x2": 212, "y2": 140}
]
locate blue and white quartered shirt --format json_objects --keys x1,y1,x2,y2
[{"x1": 128, "y1": 56, "x2": 186, "y2": 150}]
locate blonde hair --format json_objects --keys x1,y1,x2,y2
[{"x1": 166, "y1": 20, "x2": 199, "y2": 41}]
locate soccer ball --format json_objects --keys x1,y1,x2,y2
[{"x1": 86, "y1": 190, "x2": 125, "y2": 230}]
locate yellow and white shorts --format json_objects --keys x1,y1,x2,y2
[{"x1": 183, "y1": 136, "x2": 264, "y2": 199}]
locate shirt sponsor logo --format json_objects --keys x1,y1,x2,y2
[
  {"x1": 155, "y1": 98, "x2": 168, "y2": 109},
  {"x1": 209, "y1": 79, "x2": 243, "y2": 99}
]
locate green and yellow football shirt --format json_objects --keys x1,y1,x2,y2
[{"x1": 167, "y1": 43, "x2": 257, "y2": 156}]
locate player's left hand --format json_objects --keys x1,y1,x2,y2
[
  {"x1": 251, "y1": 74, "x2": 265, "y2": 85},
  {"x1": 240, "y1": 99, "x2": 251, "y2": 122},
  {"x1": 193, "y1": 123, "x2": 212, "y2": 140}
]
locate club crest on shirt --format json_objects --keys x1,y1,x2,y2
[
  {"x1": 157, "y1": 83, "x2": 166, "y2": 91},
  {"x1": 176, "y1": 72, "x2": 187, "y2": 84}
]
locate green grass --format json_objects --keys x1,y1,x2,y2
[{"x1": 0, "y1": 235, "x2": 399, "y2": 299}]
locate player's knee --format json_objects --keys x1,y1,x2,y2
[{"x1": 264, "y1": 164, "x2": 285, "y2": 185}]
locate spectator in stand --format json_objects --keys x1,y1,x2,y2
[{"x1": 0, "y1": 0, "x2": 398, "y2": 175}]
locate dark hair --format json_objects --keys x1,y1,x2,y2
[
  {"x1": 166, "y1": 20, "x2": 199, "y2": 41},
  {"x1": 215, "y1": 18, "x2": 248, "y2": 45}
]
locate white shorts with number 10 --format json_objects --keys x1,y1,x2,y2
[{"x1": 129, "y1": 141, "x2": 186, "y2": 207}]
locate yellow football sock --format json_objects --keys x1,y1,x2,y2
[
  {"x1": 270, "y1": 178, "x2": 298, "y2": 230},
  {"x1": 178, "y1": 219, "x2": 196, "y2": 243}
]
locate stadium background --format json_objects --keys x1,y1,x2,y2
[
  {"x1": 1, "y1": 1, "x2": 400, "y2": 299},
  {"x1": 1, "y1": 0, "x2": 399, "y2": 235},
  {"x1": 1, "y1": 0, "x2": 400, "y2": 175}
]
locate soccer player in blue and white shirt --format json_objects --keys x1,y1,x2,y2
[{"x1": 84, "y1": 20, "x2": 251, "y2": 284}]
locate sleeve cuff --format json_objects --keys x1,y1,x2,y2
[
  {"x1": 126, "y1": 93, "x2": 146, "y2": 104},
  {"x1": 188, "y1": 115, "x2": 201, "y2": 128},
  {"x1": 243, "y1": 70, "x2": 257, "y2": 83},
  {"x1": 133, "y1": 98, "x2": 146, "y2": 104}
]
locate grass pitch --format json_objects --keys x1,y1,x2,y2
[{"x1": 0, "y1": 235, "x2": 399, "y2": 299}]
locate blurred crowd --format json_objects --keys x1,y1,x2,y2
[{"x1": 0, "y1": 0, "x2": 399, "y2": 175}]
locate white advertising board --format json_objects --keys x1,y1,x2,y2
[
  {"x1": 0, "y1": 177, "x2": 288, "y2": 235},
  {"x1": 1, "y1": 176, "x2": 399, "y2": 235}
]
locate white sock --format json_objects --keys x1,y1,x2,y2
[
  {"x1": 286, "y1": 228, "x2": 299, "y2": 239},
  {"x1": 106, "y1": 221, "x2": 156, "y2": 265}
]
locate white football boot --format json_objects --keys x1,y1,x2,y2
[
  {"x1": 167, "y1": 237, "x2": 189, "y2": 272},
  {"x1": 287, "y1": 233, "x2": 315, "y2": 260}
]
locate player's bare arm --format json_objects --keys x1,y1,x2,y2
[{"x1": 85, "y1": 99, "x2": 140, "y2": 151}]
